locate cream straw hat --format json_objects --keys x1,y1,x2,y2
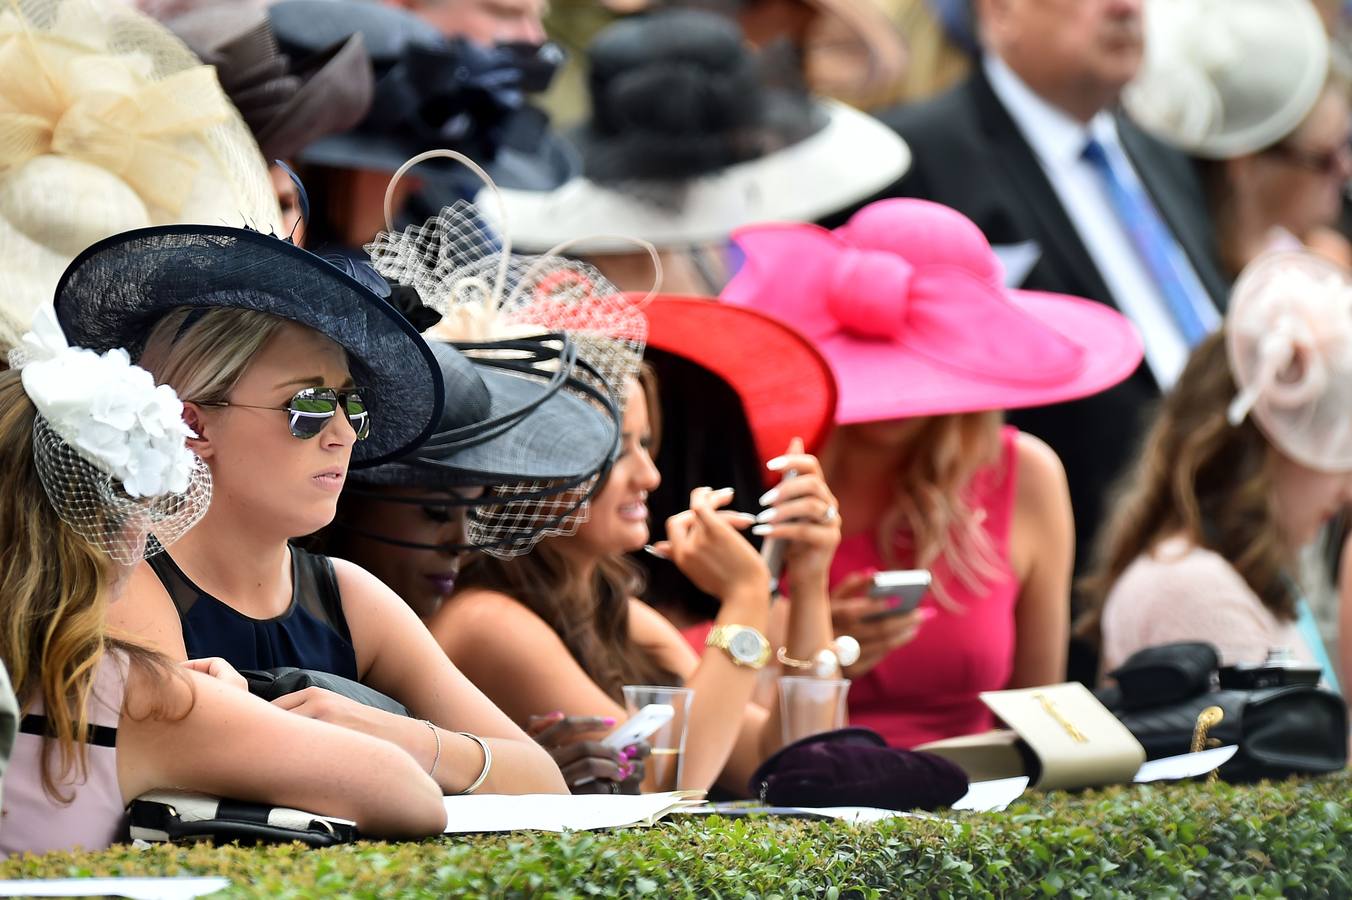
[{"x1": 0, "y1": 0, "x2": 281, "y2": 352}]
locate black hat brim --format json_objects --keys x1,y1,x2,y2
[
  {"x1": 353, "y1": 360, "x2": 617, "y2": 488},
  {"x1": 52, "y1": 225, "x2": 444, "y2": 469}
]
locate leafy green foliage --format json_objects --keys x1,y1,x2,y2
[{"x1": 3, "y1": 774, "x2": 1348, "y2": 898}]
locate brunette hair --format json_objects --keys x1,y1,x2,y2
[
  {"x1": 0, "y1": 372, "x2": 188, "y2": 801},
  {"x1": 1078, "y1": 332, "x2": 1295, "y2": 646},
  {"x1": 824, "y1": 410, "x2": 1005, "y2": 608},
  {"x1": 453, "y1": 367, "x2": 677, "y2": 701}
]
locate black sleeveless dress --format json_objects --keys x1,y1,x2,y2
[{"x1": 148, "y1": 546, "x2": 359, "y2": 680}]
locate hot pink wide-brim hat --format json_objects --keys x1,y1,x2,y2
[{"x1": 721, "y1": 199, "x2": 1145, "y2": 425}]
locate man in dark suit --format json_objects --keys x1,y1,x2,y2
[{"x1": 876, "y1": 0, "x2": 1229, "y2": 576}]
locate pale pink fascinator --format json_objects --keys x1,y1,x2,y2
[{"x1": 1226, "y1": 251, "x2": 1352, "y2": 472}]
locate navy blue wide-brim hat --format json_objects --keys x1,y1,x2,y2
[
  {"x1": 52, "y1": 225, "x2": 445, "y2": 468},
  {"x1": 353, "y1": 339, "x2": 618, "y2": 488}
]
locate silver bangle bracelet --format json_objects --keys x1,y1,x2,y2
[{"x1": 456, "y1": 731, "x2": 493, "y2": 795}]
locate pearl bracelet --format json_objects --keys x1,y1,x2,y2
[{"x1": 776, "y1": 636, "x2": 860, "y2": 677}]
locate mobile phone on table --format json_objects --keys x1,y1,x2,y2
[
  {"x1": 601, "y1": 704, "x2": 674, "y2": 750},
  {"x1": 860, "y1": 569, "x2": 931, "y2": 622},
  {"x1": 760, "y1": 467, "x2": 799, "y2": 595}
]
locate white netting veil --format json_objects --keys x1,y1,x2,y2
[
  {"x1": 31, "y1": 416, "x2": 212, "y2": 564},
  {"x1": 366, "y1": 150, "x2": 653, "y2": 557},
  {"x1": 11, "y1": 307, "x2": 212, "y2": 564}
]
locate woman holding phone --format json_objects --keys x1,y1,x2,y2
[
  {"x1": 434, "y1": 360, "x2": 844, "y2": 795},
  {"x1": 56, "y1": 224, "x2": 566, "y2": 796},
  {"x1": 721, "y1": 198, "x2": 1144, "y2": 748}
]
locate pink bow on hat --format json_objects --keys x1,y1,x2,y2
[{"x1": 721, "y1": 199, "x2": 1144, "y2": 424}]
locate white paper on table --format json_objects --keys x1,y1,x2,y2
[
  {"x1": 991, "y1": 241, "x2": 1042, "y2": 288},
  {"x1": 442, "y1": 791, "x2": 705, "y2": 834},
  {"x1": 1133, "y1": 746, "x2": 1238, "y2": 783},
  {"x1": 789, "y1": 806, "x2": 904, "y2": 823},
  {"x1": 950, "y1": 776, "x2": 1030, "y2": 812},
  {"x1": 0, "y1": 877, "x2": 229, "y2": 899}
]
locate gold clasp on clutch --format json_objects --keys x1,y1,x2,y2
[
  {"x1": 1033, "y1": 691, "x2": 1088, "y2": 744},
  {"x1": 1191, "y1": 706, "x2": 1225, "y2": 783}
]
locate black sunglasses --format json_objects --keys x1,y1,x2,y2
[{"x1": 201, "y1": 387, "x2": 370, "y2": 441}]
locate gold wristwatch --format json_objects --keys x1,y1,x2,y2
[{"x1": 706, "y1": 624, "x2": 771, "y2": 669}]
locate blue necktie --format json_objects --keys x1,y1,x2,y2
[{"x1": 1082, "y1": 138, "x2": 1211, "y2": 347}]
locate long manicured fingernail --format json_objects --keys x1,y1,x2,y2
[
  {"x1": 618, "y1": 764, "x2": 633, "y2": 779},
  {"x1": 620, "y1": 746, "x2": 635, "y2": 760},
  {"x1": 710, "y1": 487, "x2": 735, "y2": 497},
  {"x1": 758, "y1": 488, "x2": 779, "y2": 506},
  {"x1": 919, "y1": 608, "x2": 936, "y2": 620},
  {"x1": 728, "y1": 512, "x2": 758, "y2": 523},
  {"x1": 602, "y1": 717, "x2": 616, "y2": 727},
  {"x1": 756, "y1": 507, "x2": 778, "y2": 524},
  {"x1": 643, "y1": 544, "x2": 669, "y2": 559},
  {"x1": 766, "y1": 456, "x2": 791, "y2": 471},
  {"x1": 752, "y1": 524, "x2": 775, "y2": 536}
]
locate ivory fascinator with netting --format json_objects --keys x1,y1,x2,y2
[
  {"x1": 361, "y1": 151, "x2": 652, "y2": 557},
  {"x1": 0, "y1": 0, "x2": 281, "y2": 352},
  {"x1": 9, "y1": 306, "x2": 210, "y2": 564},
  {"x1": 1226, "y1": 251, "x2": 1352, "y2": 472},
  {"x1": 1124, "y1": 0, "x2": 1329, "y2": 159}
]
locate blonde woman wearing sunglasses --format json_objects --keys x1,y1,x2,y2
[{"x1": 54, "y1": 224, "x2": 566, "y2": 797}]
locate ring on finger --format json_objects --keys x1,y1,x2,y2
[{"x1": 822, "y1": 504, "x2": 839, "y2": 523}]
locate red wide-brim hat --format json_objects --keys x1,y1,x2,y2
[{"x1": 638, "y1": 294, "x2": 839, "y2": 468}]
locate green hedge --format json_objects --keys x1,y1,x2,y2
[{"x1": 4, "y1": 773, "x2": 1349, "y2": 898}]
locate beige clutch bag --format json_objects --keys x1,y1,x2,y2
[{"x1": 914, "y1": 682, "x2": 1146, "y2": 790}]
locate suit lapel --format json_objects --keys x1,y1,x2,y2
[{"x1": 968, "y1": 69, "x2": 1115, "y2": 306}]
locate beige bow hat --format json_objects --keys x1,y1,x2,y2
[
  {"x1": 0, "y1": 0, "x2": 281, "y2": 353},
  {"x1": 1226, "y1": 251, "x2": 1352, "y2": 472}
]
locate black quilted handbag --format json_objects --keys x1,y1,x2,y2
[{"x1": 1102, "y1": 643, "x2": 1347, "y2": 782}]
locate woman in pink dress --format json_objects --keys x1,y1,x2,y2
[{"x1": 721, "y1": 198, "x2": 1145, "y2": 747}]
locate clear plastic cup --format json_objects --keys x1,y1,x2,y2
[
  {"x1": 778, "y1": 676, "x2": 851, "y2": 744},
  {"x1": 622, "y1": 685, "x2": 693, "y2": 791}
]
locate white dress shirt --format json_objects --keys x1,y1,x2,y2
[{"x1": 983, "y1": 55, "x2": 1220, "y2": 390}]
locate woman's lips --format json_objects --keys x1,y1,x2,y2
[
  {"x1": 312, "y1": 470, "x2": 346, "y2": 493},
  {"x1": 617, "y1": 501, "x2": 648, "y2": 522},
  {"x1": 425, "y1": 574, "x2": 456, "y2": 595}
]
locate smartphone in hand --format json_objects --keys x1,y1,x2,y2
[
  {"x1": 860, "y1": 569, "x2": 931, "y2": 623},
  {"x1": 601, "y1": 704, "x2": 674, "y2": 750},
  {"x1": 760, "y1": 467, "x2": 799, "y2": 595}
]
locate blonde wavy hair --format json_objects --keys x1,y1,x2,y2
[
  {"x1": 825, "y1": 411, "x2": 1005, "y2": 607},
  {"x1": 137, "y1": 307, "x2": 288, "y2": 404},
  {"x1": 1078, "y1": 332, "x2": 1295, "y2": 646},
  {"x1": 0, "y1": 372, "x2": 186, "y2": 801}
]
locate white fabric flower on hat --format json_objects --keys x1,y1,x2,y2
[{"x1": 12, "y1": 306, "x2": 198, "y2": 498}]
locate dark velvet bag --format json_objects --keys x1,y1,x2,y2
[
  {"x1": 240, "y1": 667, "x2": 410, "y2": 717},
  {"x1": 749, "y1": 727, "x2": 969, "y2": 811}
]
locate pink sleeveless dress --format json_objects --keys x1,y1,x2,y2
[
  {"x1": 1, "y1": 653, "x2": 128, "y2": 857},
  {"x1": 831, "y1": 427, "x2": 1021, "y2": 749}
]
